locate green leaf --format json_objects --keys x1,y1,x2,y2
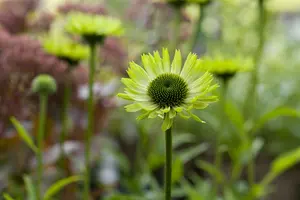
[
  {"x1": 196, "y1": 160, "x2": 225, "y2": 183},
  {"x1": 224, "y1": 188, "x2": 237, "y2": 200},
  {"x1": 225, "y1": 102, "x2": 245, "y2": 135},
  {"x1": 10, "y1": 117, "x2": 38, "y2": 153},
  {"x1": 43, "y1": 176, "x2": 82, "y2": 200},
  {"x1": 180, "y1": 179, "x2": 205, "y2": 200},
  {"x1": 173, "y1": 133, "x2": 196, "y2": 149},
  {"x1": 177, "y1": 143, "x2": 209, "y2": 164},
  {"x1": 251, "y1": 137, "x2": 264, "y2": 159},
  {"x1": 147, "y1": 152, "x2": 165, "y2": 170},
  {"x1": 250, "y1": 107, "x2": 300, "y2": 134},
  {"x1": 261, "y1": 146, "x2": 300, "y2": 187},
  {"x1": 271, "y1": 146, "x2": 300, "y2": 177},
  {"x1": 3, "y1": 194, "x2": 15, "y2": 200},
  {"x1": 172, "y1": 158, "x2": 184, "y2": 184},
  {"x1": 24, "y1": 175, "x2": 36, "y2": 200}
]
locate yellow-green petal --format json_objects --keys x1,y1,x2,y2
[
  {"x1": 171, "y1": 50, "x2": 182, "y2": 74},
  {"x1": 141, "y1": 55, "x2": 156, "y2": 79},
  {"x1": 162, "y1": 48, "x2": 171, "y2": 73},
  {"x1": 117, "y1": 93, "x2": 133, "y2": 100},
  {"x1": 127, "y1": 62, "x2": 150, "y2": 86},
  {"x1": 125, "y1": 103, "x2": 142, "y2": 112},
  {"x1": 162, "y1": 113, "x2": 173, "y2": 131},
  {"x1": 180, "y1": 53, "x2": 197, "y2": 79}
]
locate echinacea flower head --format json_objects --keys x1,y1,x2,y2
[
  {"x1": 200, "y1": 54, "x2": 253, "y2": 81},
  {"x1": 118, "y1": 49, "x2": 218, "y2": 131},
  {"x1": 42, "y1": 34, "x2": 89, "y2": 66},
  {"x1": 65, "y1": 12, "x2": 123, "y2": 44}
]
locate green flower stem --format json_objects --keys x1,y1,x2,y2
[
  {"x1": 84, "y1": 42, "x2": 97, "y2": 200},
  {"x1": 37, "y1": 94, "x2": 48, "y2": 200},
  {"x1": 60, "y1": 80, "x2": 71, "y2": 168},
  {"x1": 214, "y1": 78, "x2": 228, "y2": 195},
  {"x1": 172, "y1": 8, "x2": 181, "y2": 52},
  {"x1": 246, "y1": 0, "x2": 266, "y2": 188},
  {"x1": 190, "y1": 4, "x2": 206, "y2": 53},
  {"x1": 165, "y1": 127, "x2": 172, "y2": 200}
]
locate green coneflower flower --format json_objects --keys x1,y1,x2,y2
[
  {"x1": 64, "y1": 12, "x2": 123, "y2": 44},
  {"x1": 118, "y1": 49, "x2": 218, "y2": 131},
  {"x1": 42, "y1": 34, "x2": 89, "y2": 66},
  {"x1": 200, "y1": 54, "x2": 253, "y2": 81}
]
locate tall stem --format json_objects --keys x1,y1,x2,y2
[
  {"x1": 190, "y1": 4, "x2": 206, "y2": 53},
  {"x1": 83, "y1": 42, "x2": 96, "y2": 200},
  {"x1": 165, "y1": 127, "x2": 172, "y2": 200},
  {"x1": 60, "y1": 80, "x2": 71, "y2": 166},
  {"x1": 172, "y1": 8, "x2": 181, "y2": 52},
  {"x1": 37, "y1": 94, "x2": 48, "y2": 200},
  {"x1": 214, "y1": 78, "x2": 228, "y2": 195},
  {"x1": 246, "y1": 0, "x2": 266, "y2": 188}
]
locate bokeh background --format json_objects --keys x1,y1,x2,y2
[{"x1": 1, "y1": 0, "x2": 300, "y2": 199}]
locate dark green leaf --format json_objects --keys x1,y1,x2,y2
[
  {"x1": 3, "y1": 194, "x2": 15, "y2": 200},
  {"x1": 196, "y1": 160, "x2": 225, "y2": 183},
  {"x1": 250, "y1": 107, "x2": 300, "y2": 134},
  {"x1": 24, "y1": 175, "x2": 36, "y2": 200},
  {"x1": 177, "y1": 143, "x2": 209, "y2": 164},
  {"x1": 10, "y1": 117, "x2": 38, "y2": 153},
  {"x1": 44, "y1": 176, "x2": 82, "y2": 200}
]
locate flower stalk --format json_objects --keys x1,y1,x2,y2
[
  {"x1": 165, "y1": 126, "x2": 172, "y2": 200},
  {"x1": 83, "y1": 41, "x2": 97, "y2": 200},
  {"x1": 190, "y1": 3, "x2": 207, "y2": 53},
  {"x1": 60, "y1": 79, "x2": 71, "y2": 166},
  {"x1": 246, "y1": 0, "x2": 266, "y2": 187},
  {"x1": 172, "y1": 9, "x2": 182, "y2": 52},
  {"x1": 31, "y1": 74, "x2": 56, "y2": 200},
  {"x1": 36, "y1": 94, "x2": 48, "y2": 200},
  {"x1": 214, "y1": 78, "x2": 228, "y2": 195}
]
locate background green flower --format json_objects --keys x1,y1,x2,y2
[
  {"x1": 200, "y1": 53, "x2": 254, "y2": 78},
  {"x1": 42, "y1": 33, "x2": 89, "y2": 65},
  {"x1": 65, "y1": 12, "x2": 123, "y2": 43}
]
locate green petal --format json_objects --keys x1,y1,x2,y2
[
  {"x1": 137, "y1": 111, "x2": 151, "y2": 120},
  {"x1": 141, "y1": 55, "x2": 156, "y2": 79},
  {"x1": 196, "y1": 96, "x2": 219, "y2": 103},
  {"x1": 178, "y1": 112, "x2": 190, "y2": 120},
  {"x1": 139, "y1": 102, "x2": 158, "y2": 111},
  {"x1": 125, "y1": 103, "x2": 142, "y2": 112},
  {"x1": 154, "y1": 51, "x2": 164, "y2": 73},
  {"x1": 162, "y1": 107, "x2": 170, "y2": 113},
  {"x1": 162, "y1": 48, "x2": 171, "y2": 73},
  {"x1": 180, "y1": 53, "x2": 197, "y2": 80},
  {"x1": 127, "y1": 62, "x2": 150, "y2": 86},
  {"x1": 169, "y1": 109, "x2": 177, "y2": 118},
  {"x1": 189, "y1": 111, "x2": 206, "y2": 123},
  {"x1": 174, "y1": 107, "x2": 183, "y2": 112},
  {"x1": 126, "y1": 92, "x2": 150, "y2": 101},
  {"x1": 171, "y1": 50, "x2": 182, "y2": 74},
  {"x1": 125, "y1": 87, "x2": 146, "y2": 96},
  {"x1": 121, "y1": 78, "x2": 147, "y2": 91},
  {"x1": 185, "y1": 59, "x2": 203, "y2": 84},
  {"x1": 189, "y1": 84, "x2": 219, "y2": 98},
  {"x1": 162, "y1": 113, "x2": 173, "y2": 131},
  {"x1": 189, "y1": 72, "x2": 213, "y2": 89},
  {"x1": 148, "y1": 54, "x2": 164, "y2": 75},
  {"x1": 149, "y1": 109, "x2": 159, "y2": 118},
  {"x1": 117, "y1": 93, "x2": 133, "y2": 100},
  {"x1": 193, "y1": 102, "x2": 209, "y2": 109}
]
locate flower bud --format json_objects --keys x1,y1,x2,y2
[{"x1": 31, "y1": 74, "x2": 57, "y2": 95}]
